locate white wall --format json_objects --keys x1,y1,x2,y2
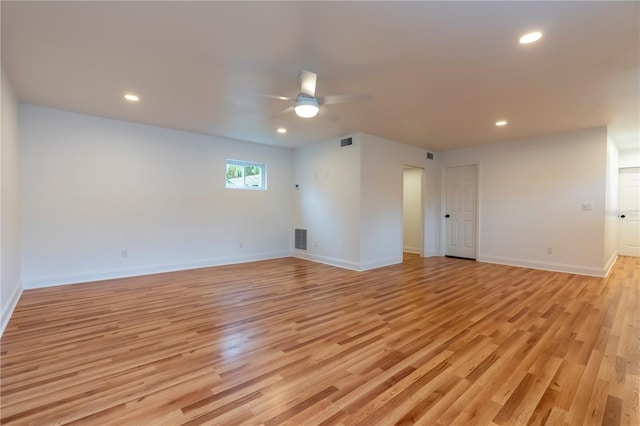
[
  {"x1": 360, "y1": 133, "x2": 440, "y2": 267},
  {"x1": 1, "y1": 67, "x2": 23, "y2": 334},
  {"x1": 292, "y1": 132, "x2": 440, "y2": 271},
  {"x1": 20, "y1": 104, "x2": 293, "y2": 288},
  {"x1": 441, "y1": 127, "x2": 608, "y2": 276},
  {"x1": 403, "y1": 167, "x2": 422, "y2": 254},
  {"x1": 619, "y1": 149, "x2": 640, "y2": 168},
  {"x1": 359, "y1": 134, "x2": 403, "y2": 269},
  {"x1": 604, "y1": 136, "x2": 619, "y2": 274},
  {"x1": 292, "y1": 135, "x2": 362, "y2": 269}
]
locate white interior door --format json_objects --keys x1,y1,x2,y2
[
  {"x1": 619, "y1": 167, "x2": 640, "y2": 257},
  {"x1": 445, "y1": 165, "x2": 477, "y2": 259}
]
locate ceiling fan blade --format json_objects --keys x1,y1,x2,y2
[
  {"x1": 256, "y1": 93, "x2": 297, "y2": 102},
  {"x1": 299, "y1": 70, "x2": 317, "y2": 97},
  {"x1": 318, "y1": 94, "x2": 372, "y2": 105},
  {"x1": 269, "y1": 106, "x2": 295, "y2": 119},
  {"x1": 319, "y1": 107, "x2": 340, "y2": 122}
]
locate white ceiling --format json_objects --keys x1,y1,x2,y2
[{"x1": 2, "y1": 1, "x2": 639, "y2": 150}]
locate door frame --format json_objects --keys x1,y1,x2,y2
[
  {"x1": 440, "y1": 162, "x2": 481, "y2": 258},
  {"x1": 402, "y1": 164, "x2": 425, "y2": 257}
]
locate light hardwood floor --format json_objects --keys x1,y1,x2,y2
[{"x1": 1, "y1": 255, "x2": 638, "y2": 425}]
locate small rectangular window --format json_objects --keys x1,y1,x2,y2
[{"x1": 225, "y1": 160, "x2": 266, "y2": 190}]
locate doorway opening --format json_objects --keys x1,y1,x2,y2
[{"x1": 402, "y1": 165, "x2": 424, "y2": 261}]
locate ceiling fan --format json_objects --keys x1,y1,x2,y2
[{"x1": 261, "y1": 70, "x2": 371, "y2": 119}]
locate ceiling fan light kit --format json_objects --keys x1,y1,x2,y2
[{"x1": 294, "y1": 95, "x2": 319, "y2": 118}]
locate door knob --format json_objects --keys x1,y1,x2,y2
[{"x1": 445, "y1": 214, "x2": 450, "y2": 218}]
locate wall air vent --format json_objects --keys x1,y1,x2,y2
[
  {"x1": 427, "y1": 152, "x2": 435, "y2": 160},
  {"x1": 294, "y1": 229, "x2": 307, "y2": 250},
  {"x1": 340, "y1": 137, "x2": 353, "y2": 147}
]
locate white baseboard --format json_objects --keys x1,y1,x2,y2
[
  {"x1": 292, "y1": 251, "x2": 361, "y2": 271},
  {"x1": 402, "y1": 251, "x2": 437, "y2": 258},
  {"x1": 21, "y1": 251, "x2": 292, "y2": 289},
  {"x1": 1, "y1": 283, "x2": 23, "y2": 337},
  {"x1": 603, "y1": 251, "x2": 618, "y2": 277},
  {"x1": 477, "y1": 255, "x2": 608, "y2": 277},
  {"x1": 360, "y1": 257, "x2": 403, "y2": 271},
  {"x1": 292, "y1": 251, "x2": 402, "y2": 272},
  {"x1": 402, "y1": 246, "x2": 421, "y2": 254}
]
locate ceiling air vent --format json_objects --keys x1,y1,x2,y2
[
  {"x1": 340, "y1": 137, "x2": 353, "y2": 147},
  {"x1": 295, "y1": 229, "x2": 307, "y2": 250}
]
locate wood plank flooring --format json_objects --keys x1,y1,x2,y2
[{"x1": 1, "y1": 255, "x2": 638, "y2": 425}]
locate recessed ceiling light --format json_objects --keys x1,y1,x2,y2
[
  {"x1": 496, "y1": 120, "x2": 508, "y2": 126},
  {"x1": 519, "y1": 31, "x2": 542, "y2": 44},
  {"x1": 124, "y1": 94, "x2": 139, "y2": 102},
  {"x1": 277, "y1": 128, "x2": 287, "y2": 134}
]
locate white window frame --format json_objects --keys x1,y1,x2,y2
[{"x1": 225, "y1": 160, "x2": 267, "y2": 190}]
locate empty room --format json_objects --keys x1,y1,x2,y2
[{"x1": 1, "y1": 1, "x2": 639, "y2": 425}]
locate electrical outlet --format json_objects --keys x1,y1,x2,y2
[
  {"x1": 581, "y1": 202, "x2": 593, "y2": 211},
  {"x1": 239, "y1": 241, "x2": 244, "y2": 248},
  {"x1": 314, "y1": 241, "x2": 318, "y2": 248},
  {"x1": 121, "y1": 249, "x2": 128, "y2": 258},
  {"x1": 546, "y1": 246, "x2": 553, "y2": 255}
]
